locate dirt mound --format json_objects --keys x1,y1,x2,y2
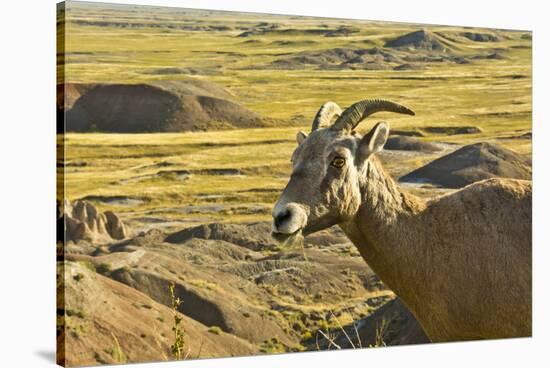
[
  {"x1": 270, "y1": 40, "x2": 317, "y2": 46},
  {"x1": 394, "y1": 63, "x2": 425, "y2": 71},
  {"x1": 264, "y1": 47, "x2": 401, "y2": 71},
  {"x1": 61, "y1": 215, "x2": 425, "y2": 361},
  {"x1": 64, "y1": 200, "x2": 128, "y2": 242},
  {"x1": 470, "y1": 52, "x2": 507, "y2": 61},
  {"x1": 461, "y1": 32, "x2": 503, "y2": 42},
  {"x1": 94, "y1": 226, "x2": 385, "y2": 346},
  {"x1": 57, "y1": 83, "x2": 97, "y2": 132},
  {"x1": 142, "y1": 67, "x2": 222, "y2": 76},
  {"x1": 165, "y1": 222, "x2": 277, "y2": 251},
  {"x1": 58, "y1": 261, "x2": 257, "y2": 366},
  {"x1": 385, "y1": 136, "x2": 441, "y2": 153},
  {"x1": 422, "y1": 126, "x2": 482, "y2": 135},
  {"x1": 64, "y1": 80, "x2": 266, "y2": 132},
  {"x1": 324, "y1": 25, "x2": 360, "y2": 37},
  {"x1": 237, "y1": 31, "x2": 255, "y2": 37},
  {"x1": 80, "y1": 195, "x2": 146, "y2": 207},
  {"x1": 391, "y1": 129, "x2": 425, "y2": 137},
  {"x1": 57, "y1": 83, "x2": 96, "y2": 111},
  {"x1": 400, "y1": 142, "x2": 532, "y2": 188},
  {"x1": 109, "y1": 263, "x2": 294, "y2": 346},
  {"x1": 385, "y1": 29, "x2": 447, "y2": 51}
]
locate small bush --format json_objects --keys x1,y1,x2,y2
[
  {"x1": 96, "y1": 263, "x2": 111, "y2": 274},
  {"x1": 260, "y1": 338, "x2": 287, "y2": 353},
  {"x1": 169, "y1": 283, "x2": 186, "y2": 360},
  {"x1": 301, "y1": 330, "x2": 312, "y2": 340},
  {"x1": 73, "y1": 273, "x2": 84, "y2": 282},
  {"x1": 78, "y1": 261, "x2": 96, "y2": 273},
  {"x1": 109, "y1": 332, "x2": 127, "y2": 363},
  {"x1": 208, "y1": 326, "x2": 222, "y2": 335},
  {"x1": 66, "y1": 309, "x2": 85, "y2": 319}
]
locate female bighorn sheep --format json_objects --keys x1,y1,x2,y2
[{"x1": 272, "y1": 99, "x2": 531, "y2": 342}]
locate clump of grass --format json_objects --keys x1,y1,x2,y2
[
  {"x1": 260, "y1": 337, "x2": 287, "y2": 353},
  {"x1": 109, "y1": 332, "x2": 127, "y2": 363},
  {"x1": 78, "y1": 261, "x2": 96, "y2": 273},
  {"x1": 96, "y1": 263, "x2": 111, "y2": 275},
  {"x1": 73, "y1": 273, "x2": 84, "y2": 282},
  {"x1": 65, "y1": 309, "x2": 85, "y2": 319},
  {"x1": 369, "y1": 319, "x2": 388, "y2": 348},
  {"x1": 301, "y1": 330, "x2": 312, "y2": 340},
  {"x1": 208, "y1": 326, "x2": 222, "y2": 335},
  {"x1": 169, "y1": 282, "x2": 186, "y2": 360}
]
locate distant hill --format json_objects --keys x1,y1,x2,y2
[
  {"x1": 385, "y1": 29, "x2": 448, "y2": 51},
  {"x1": 61, "y1": 79, "x2": 272, "y2": 132},
  {"x1": 400, "y1": 142, "x2": 531, "y2": 188}
]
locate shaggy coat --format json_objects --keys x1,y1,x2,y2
[{"x1": 272, "y1": 100, "x2": 531, "y2": 341}]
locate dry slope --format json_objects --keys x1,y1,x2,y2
[
  {"x1": 400, "y1": 142, "x2": 531, "y2": 188},
  {"x1": 63, "y1": 79, "x2": 269, "y2": 132}
]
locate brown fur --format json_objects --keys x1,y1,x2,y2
[
  {"x1": 340, "y1": 157, "x2": 531, "y2": 341},
  {"x1": 273, "y1": 126, "x2": 532, "y2": 342}
]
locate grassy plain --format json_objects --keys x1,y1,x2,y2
[
  {"x1": 57, "y1": 3, "x2": 533, "y2": 364},
  {"x1": 60, "y1": 2, "x2": 532, "y2": 228}
]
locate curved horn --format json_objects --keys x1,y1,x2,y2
[
  {"x1": 311, "y1": 102, "x2": 342, "y2": 132},
  {"x1": 331, "y1": 99, "x2": 415, "y2": 132}
]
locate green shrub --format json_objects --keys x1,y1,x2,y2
[
  {"x1": 109, "y1": 332, "x2": 127, "y2": 363},
  {"x1": 259, "y1": 338, "x2": 287, "y2": 353},
  {"x1": 65, "y1": 309, "x2": 85, "y2": 319},
  {"x1": 208, "y1": 326, "x2": 222, "y2": 335},
  {"x1": 169, "y1": 283, "x2": 186, "y2": 360},
  {"x1": 96, "y1": 263, "x2": 111, "y2": 274}
]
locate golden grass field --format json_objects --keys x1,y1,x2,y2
[
  {"x1": 59, "y1": 2, "x2": 531, "y2": 228},
  {"x1": 56, "y1": 2, "x2": 533, "y2": 365}
]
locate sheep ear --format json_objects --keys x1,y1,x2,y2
[
  {"x1": 358, "y1": 121, "x2": 389, "y2": 161},
  {"x1": 296, "y1": 131, "x2": 308, "y2": 145}
]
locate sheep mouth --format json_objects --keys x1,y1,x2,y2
[{"x1": 271, "y1": 229, "x2": 303, "y2": 246}]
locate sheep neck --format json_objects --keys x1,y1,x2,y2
[{"x1": 339, "y1": 155, "x2": 428, "y2": 308}]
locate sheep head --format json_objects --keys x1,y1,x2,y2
[{"x1": 272, "y1": 99, "x2": 415, "y2": 243}]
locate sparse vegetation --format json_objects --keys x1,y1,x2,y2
[
  {"x1": 260, "y1": 337, "x2": 287, "y2": 353},
  {"x1": 61, "y1": 2, "x2": 531, "y2": 229},
  {"x1": 109, "y1": 332, "x2": 127, "y2": 363},
  {"x1": 208, "y1": 326, "x2": 222, "y2": 335},
  {"x1": 96, "y1": 263, "x2": 111, "y2": 275},
  {"x1": 168, "y1": 282, "x2": 186, "y2": 360},
  {"x1": 58, "y1": 1, "x2": 530, "y2": 365},
  {"x1": 65, "y1": 309, "x2": 85, "y2": 319},
  {"x1": 370, "y1": 319, "x2": 389, "y2": 348}
]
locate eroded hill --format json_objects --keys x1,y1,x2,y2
[
  {"x1": 59, "y1": 217, "x2": 427, "y2": 365},
  {"x1": 62, "y1": 79, "x2": 277, "y2": 132}
]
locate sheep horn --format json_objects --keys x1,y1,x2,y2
[
  {"x1": 330, "y1": 99, "x2": 415, "y2": 132},
  {"x1": 311, "y1": 102, "x2": 342, "y2": 132}
]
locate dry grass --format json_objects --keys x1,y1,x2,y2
[
  {"x1": 60, "y1": 1, "x2": 532, "y2": 307},
  {"x1": 60, "y1": 3, "x2": 531, "y2": 229}
]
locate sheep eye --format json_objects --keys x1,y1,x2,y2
[{"x1": 330, "y1": 157, "x2": 346, "y2": 168}]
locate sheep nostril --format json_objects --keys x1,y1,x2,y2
[{"x1": 274, "y1": 210, "x2": 291, "y2": 228}]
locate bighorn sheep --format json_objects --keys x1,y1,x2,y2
[{"x1": 272, "y1": 99, "x2": 532, "y2": 342}]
